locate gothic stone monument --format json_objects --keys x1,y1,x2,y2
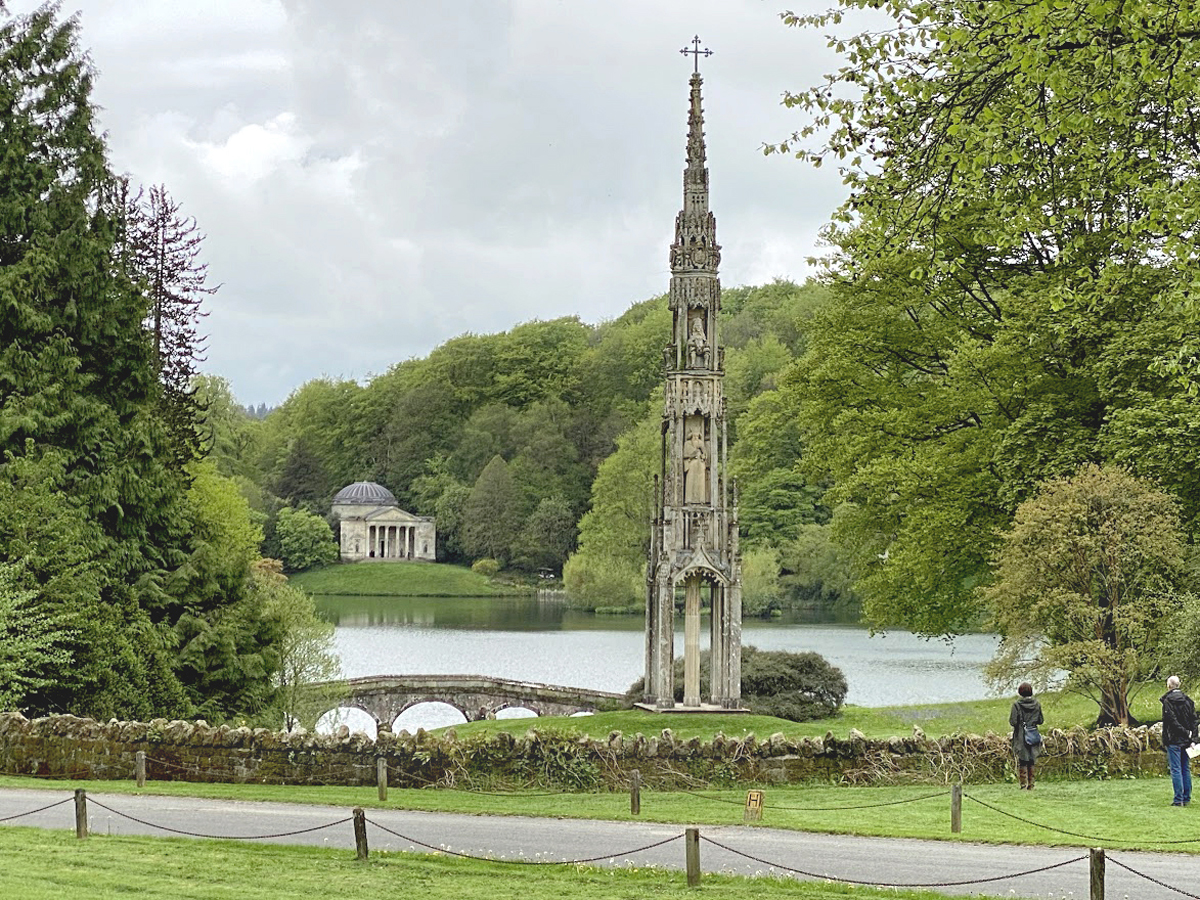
[{"x1": 642, "y1": 38, "x2": 743, "y2": 711}]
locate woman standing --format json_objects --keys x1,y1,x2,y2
[{"x1": 1010, "y1": 682, "x2": 1044, "y2": 789}]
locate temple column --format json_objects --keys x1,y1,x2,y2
[{"x1": 683, "y1": 576, "x2": 701, "y2": 707}]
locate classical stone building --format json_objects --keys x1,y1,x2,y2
[
  {"x1": 331, "y1": 481, "x2": 435, "y2": 562},
  {"x1": 643, "y1": 40, "x2": 743, "y2": 711}
]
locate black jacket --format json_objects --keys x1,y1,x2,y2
[{"x1": 1161, "y1": 689, "x2": 1198, "y2": 747}]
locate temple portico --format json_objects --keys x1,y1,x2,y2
[{"x1": 331, "y1": 481, "x2": 436, "y2": 562}]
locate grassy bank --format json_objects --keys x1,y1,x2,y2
[
  {"x1": 290, "y1": 561, "x2": 525, "y2": 597},
  {"x1": 0, "y1": 828, "x2": 1005, "y2": 900},
  {"x1": 443, "y1": 687, "x2": 1163, "y2": 742}
]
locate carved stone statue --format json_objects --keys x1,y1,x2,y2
[
  {"x1": 686, "y1": 317, "x2": 708, "y2": 368},
  {"x1": 683, "y1": 429, "x2": 707, "y2": 504}
]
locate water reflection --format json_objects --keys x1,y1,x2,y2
[{"x1": 316, "y1": 594, "x2": 1000, "y2": 713}]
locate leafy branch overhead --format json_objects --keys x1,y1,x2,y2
[{"x1": 774, "y1": 1, "x2": 1200, "y2": 297}]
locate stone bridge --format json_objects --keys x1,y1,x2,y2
[{"x1": 319, "y1": 675, "x2": 629, "y2": 730}]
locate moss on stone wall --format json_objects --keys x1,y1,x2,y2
[{"x1": 0, "y1": 712, "x2": 1164, "y2": 790}]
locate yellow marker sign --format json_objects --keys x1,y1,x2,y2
[{"x1": 744, "y1": 789, "x2": 764, "y2": 821}]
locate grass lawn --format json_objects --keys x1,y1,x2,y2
[
  {"x1": 1, "y1": 772, "x2": 1191, "y2": 853},
  {"x1": 0, "y1": 827, "x2": 1012, "y2": 900},
  {"x1": 440, "y1": 686, "x2": 1164, "y2": 742},
  {"x1": 290, "y1": 561, "x2": 525, "y2": 597}
]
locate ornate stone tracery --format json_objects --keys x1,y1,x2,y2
[{"x1": 643, "y1": 44, "x2": 743, "y2": 712}]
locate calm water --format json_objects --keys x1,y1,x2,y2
[{"x1": 315, "y1": 595, "x2": 1000, "y2": 735}]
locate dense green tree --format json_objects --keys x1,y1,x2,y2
[
  {"x1": 0, "y1": 560, "x2": 74, "y2": 711},
  {"x1": 776, "y1": 2, "x2": 1200, "y2": 299},
  {"x1": 274, "y1": 505, "x2": 338, "y2": 573},
  {"x1": 432, "y1": 482, "x2": 471, "y2": 563},
  {"x1": 516, "y1": 495, "x2": 577, "y2": 574},
  {"x1": 984, "y1": 465, "x2": 1191, "y2": 726},
  {"x1": 463, "y1": 455, "x2": 520, "y2": 564},
  {"x1": 563, "y1": 406, "x2": 659, "y2": 606},
  {"x1": 730, "y1": 388, "x2": 826, "y2": 548},
  {"x1": 767, "y1": 0, "x2": 1200, "y2": 633},
  {"x1": 0, "y1": 7, "x2": 206, "y2": 717}
]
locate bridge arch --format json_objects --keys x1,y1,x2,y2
[{"x1": 313, "y1": 675, "x2": 627, "y2": 733}]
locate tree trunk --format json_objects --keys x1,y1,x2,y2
[{"x1": 1097, "y1": 682, "x2": 1133, "y2": 727}]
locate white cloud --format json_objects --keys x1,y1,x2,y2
[{"x1": 5, "y1": 0, "x2": 850, "y2": 405}]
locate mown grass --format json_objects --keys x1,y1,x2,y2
[
  {"x1": 290, "y1": 561, "x2": 524, "y2": 597},
  {"x1": 0, "y1": 826, "x2": 1025, "y2": 900},
  {"x1": 1, "y1": 772, "x2": 1190, "y2": 852},
  {"x1": 446, "y1": 686, "x2": 1164, "y2": 742}
]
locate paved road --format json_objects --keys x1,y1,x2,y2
[{"x1": 2, "y1": 787, "x2": 1198, "y2": 898}]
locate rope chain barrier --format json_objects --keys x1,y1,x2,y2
[
  {"x1": 963, "y1": 792, "x2": 1200, "y2": 845},
  {"x1": 87, "y1": 797, "x2": 353, "y2": 841},
  {"x1": 1109, "y1": 855, "x2": 1200, "y2": 900},
  {"x1": 365, "y1": 816, "x2": 684, "y2": 865},
  {"x1": 698, "y1": 834, "x2": 1088, "y2": 889},
  {"x1": 0, "y1": 795, "x2": 74, "y2": 823}
]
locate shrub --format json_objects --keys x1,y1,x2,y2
[
  {"x1": 275, "y1": 506, "x2": 338, "y2": 573},
  {"x1": 624, "y1": 645, "x2": 847, "y2": 721},
  {"x1": 471, "y1": 558, "x2": 501, "y2": 578}
]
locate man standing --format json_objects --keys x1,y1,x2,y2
[{"x1": 1161, "y1": 675, "x2": 1198, "y2": 806}]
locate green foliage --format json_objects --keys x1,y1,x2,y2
[
  {"x1": 739, "y1": 546, "x2": 782, "y2": 616},
  {"x1": 771, "y1": 1, "x2": 1200, "y2": 637},
  {"x1": 464, "y1": 455, "x2": 520, "y2": 564},
  {"x1": 515, "y1": 495, "x2": 577, "y2": 573},
  {"x1": 470, "y1": 558, "x2": 500, "y2": 578},
  {"x1": 274, "y1": 506, "x2": 337, "y2": 573},
  {"x1": 625, "y1": 645, "x2": 847, "y2": 722},
  {"x1": 1166, "y1": 595, "x2": 1200, "y2": 697},
  {"x1": 562, "y1": 406, "x2": 659, "y2": 607},
  {"x1": 0, "y1": 561, "x2": 74, "y2": 710},
  {"x1": 776, "y1": 2, "x2": 1200, "y2": 290},
  {"x1": 983, "y1": 464, "x2": 1192, "y2": 725},
  {"x1": 730, "y1": 388, "x2": 827, "y2": 548},
  {"x1": 778, "y1": 523, "x2": 857, "y2": 608},
  {"x1": 247, "y1": 560, "x2": 341, "y2": 730},
  {"x1": 739, "y1": 646, "x2": 848, "y2": 722}
]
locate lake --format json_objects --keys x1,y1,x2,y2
[{"x1": 315, "y1": 595, "x2": 1001, "y2": 735}]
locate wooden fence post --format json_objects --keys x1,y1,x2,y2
[
  {"x1": 1090, "y1": 847, "x2": 1105, "y2": 900},
  {"x1": 685, "y1": 827, "x2": 700, "y2": 887},
  {"x1": 353, "y1": 807, "x2": 368, "y2": 861},
  {"x1": 950, "y1": 783, "x2": 962, "y2": 834},
  {"x1": 630, "y1": 769, "x2": 641, "y2": 816},
  {"x1": 74, "y1": 789, "x2": 88, "y2": 839},
  {"x1": 377, "y1": 756, "x2": 388, "y2": 802},
  {"x1": 135, "y1": 751, "x2": 146, "y2": 788}
]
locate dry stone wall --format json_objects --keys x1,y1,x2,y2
[{"x1": 0, "y1": 712, "x2": 1168, "y2": 789}]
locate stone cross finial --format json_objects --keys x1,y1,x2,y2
[{"x1": 680, "y1": 35, "x2": 712, "y2": 74}]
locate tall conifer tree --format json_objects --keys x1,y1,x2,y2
[{"x1": 0, "y1": 5, "x2": 189, "y2": 717}]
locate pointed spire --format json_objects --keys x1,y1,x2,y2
[{"x1": 670, "y1": 49, "x2": 720, "y2": 275}]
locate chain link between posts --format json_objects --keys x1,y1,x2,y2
[
  {"x1": 87, "y1": 797, "x2": 353, "y2": 841},
  {"x1": 0, "y1": 795, "x2": 74, "y2": 822},
  {"x1": 365, "y1": 816, "x2": 684, "y2": 865},
  {"x1": 1108, "y1": 855, "x2": 1200, "y2": 899},
  {"x1": 698, "y1": 834, "x2": 1088, "y2": 888},
  {"x1": 964, "y1": 792, "x2": 1200, "y2": 845}
]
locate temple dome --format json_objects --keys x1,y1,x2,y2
[{"x1": 332, "y1": 481, "x2": 397, "y2": 506}]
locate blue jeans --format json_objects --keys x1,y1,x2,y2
[{"x1": 1167, "y1": 744, "x2": 1192, "y2": 804}]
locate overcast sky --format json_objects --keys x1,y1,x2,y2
[{"x1": 8, "y1": 1, "x2": 850, "y2": 406}]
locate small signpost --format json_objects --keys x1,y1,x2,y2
[{"x1": 744, "y1": 789, "x2": 764, "y2": 822}]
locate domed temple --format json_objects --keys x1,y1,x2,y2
[{"x1": 330, "y1": 481, "x2": 436, "y2": 562}]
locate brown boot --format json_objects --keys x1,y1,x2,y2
[
  {"x1": 1018, "y1": 767, "x2": 1028, "y2": 789},
  {"x1": 1027, "y1": 766, "x2": 1035, "y2": 790}
]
